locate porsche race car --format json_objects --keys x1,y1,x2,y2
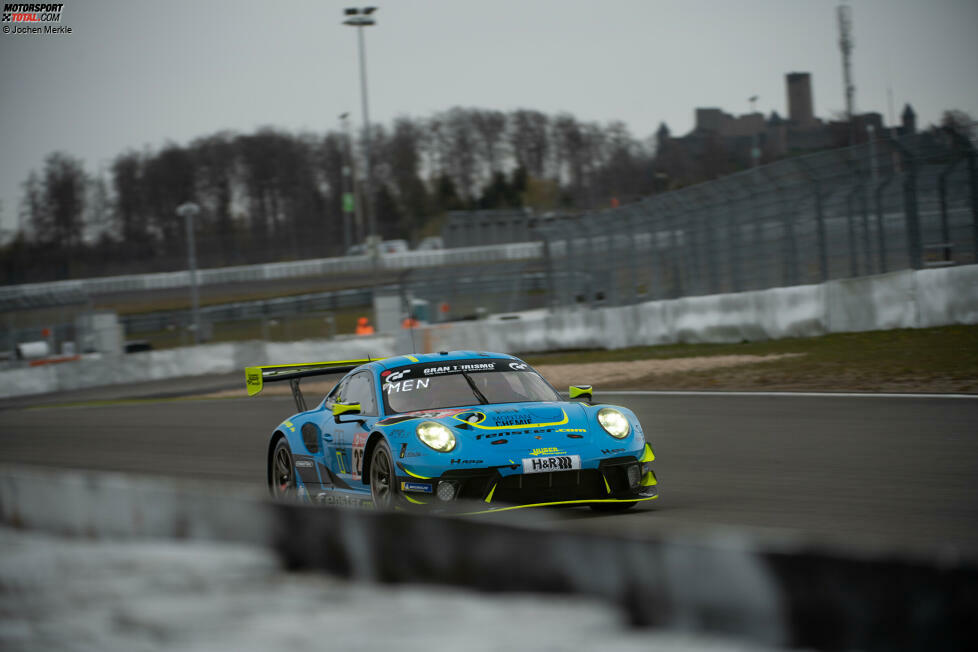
[{"x1": 247, "y1": 351, "x2": 657, "y2": 513}]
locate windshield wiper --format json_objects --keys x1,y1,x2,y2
[{"x1": 461, "y1": 372, "x2": 489, "y2": 404}]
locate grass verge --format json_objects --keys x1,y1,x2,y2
[{"x1": 522, "y1": 325, "x2": 978, "y2": 393}]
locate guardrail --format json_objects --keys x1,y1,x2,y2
[{"x1": 2, "y1": 242, "x2": 543, "y2": 297}]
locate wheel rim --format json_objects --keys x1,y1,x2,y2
[
  {"x1": 371, "y1": 448, "x2": 393, "y2": 507},
  {"x1": 274, "y1": 446, "x2": 292, "y2": 496}
]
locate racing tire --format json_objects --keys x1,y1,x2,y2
[
  {"x1": 369, "y1": 439, "x2": 400, "y2": 510},
  {"x1": 589, "y1": 500, "x2": 637, "y2": 513},
  {"x1": 270, "y1": 438, "x2": 296, "y2": 499}
]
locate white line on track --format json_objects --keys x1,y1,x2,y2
[{"x1": 592, "y1": 390, "x2": 978, "y2": 399}]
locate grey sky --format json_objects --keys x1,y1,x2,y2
[{"x1": 1, "y1": 0, "x2": 976, "y2": 234}]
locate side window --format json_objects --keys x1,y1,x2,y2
[
  {"x1": 325, "y1": 377, "x2": 348, "y2": 409},
  {"x1": 343, "y1": 372, "x2": 377, "y2": 416}
]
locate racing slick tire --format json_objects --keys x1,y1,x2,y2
[
  {"x1": 270, "y1": 438, "x2": 296, "y2": 499},
  {"x1": 369, "y1": 439, "x2": 400, "y2": 510},
  {"x1": 589, "y1": 500, "x2": 637, "y2": 512}
]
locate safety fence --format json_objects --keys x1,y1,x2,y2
[{"x1": 536, "y1": 128, "x2": 977, "y2": 308}]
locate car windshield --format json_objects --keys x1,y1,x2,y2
[{"x1": 382, "y1": 367, "x2": 559, "y2": 414}]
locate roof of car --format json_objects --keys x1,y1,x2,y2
[{"x1": 370, "y1": 350, "x2": 519, "y2": 372}]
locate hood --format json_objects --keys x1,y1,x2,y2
[{"x1": 441, "y1": 401, "x2": 595, "y2": 454}]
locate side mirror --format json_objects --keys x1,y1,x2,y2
[
  {"x1": 332, "y1": 402, "x2": 362, "y2": 421},
  {"x1": 569, "y1": 385, "x2": 593, "y2": 403}
]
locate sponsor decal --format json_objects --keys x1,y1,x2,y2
[
  {"x1": 557, "y1": 428, "x2": 586, "y2": 433},
  {"x1": 351, "y1": 431, "x2": 369, "y2": 480},
  {"x1": 319, "y1": 493, "x2": 371, "y2": 508},
  {"x1": 400, "y1": 482, "x2": 433, "y2": 494},
  {"x1": 522, "y1": 455, "x2": 581, "y2": 474},
  {"x1": 450, "y1": 458, "x2": 484, "y2": 465},
  {"x1": 530, "y1": 447, "x2": 566, "y2": 456},
  {"x1": 280, "y1": 420, "x2": 295, "y2": 433},
  {"x1": 601, "y1": 448, "x2": 625, "y2": 455},
  {"x1": 384, "y1": 378, "x2": 430, "y2": 394},
  {"x1": 508, "y1": 362, "x2": 528, "y2": 370},
  {"x1": 423, "y1": 362, "x2": 497, "y2": 376},
  {"x1": 494, "y1": 415, "x2": 533, "y2": 426},
  {"x1": 294, "y1": 460, "x2": 313, "y2": 468},
  {"x1": 383, "y1": 368, "x2": 411, "y2": 383}
]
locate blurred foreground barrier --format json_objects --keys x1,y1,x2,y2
[{"x1": 1, "y1": 465, "x2": 975, "y2": 651}]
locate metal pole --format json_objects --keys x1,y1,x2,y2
[
  {"x1": 887, "y1": 135, "x2": 922, "y2": 270},
  {"x1": 356, "y1": 25, "x2": 376, "y2": 243},
  {"x1": 177, "y1": 202, "x2": 201, "y2": 345}
]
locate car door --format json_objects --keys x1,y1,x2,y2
[
  {"x1": 322, "y1": 376, "x2": 352, "y2": 479},
  {"x1": 331, "y1": 371, "x2": 380, "y2": 485}
]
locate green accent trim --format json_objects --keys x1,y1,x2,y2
[
  {"x1": 485, "y1": 483, "x2": 497, "y2": 504},
  {"x1": 602, "y1": 474, "x2": 611, "y2": 494},
  {"x1": 460, "y1": 495, "x2": 658, "y2": 516},
  {"x1": 640, "y1": 471, "x2": 657, "y2": 487},
  {"x1": 639, "y1": 443, "x2": 655, "y2": 463},
  {"x1": 404, "y1": 355, "x2": 419, "y2": 363},
  {"x1": 403, "y1": 495, "x2": 427, "y2": 505},
  {"x1": 569, "y1": 385, "x2": 593, "y2": 400},
  {"x1": 401, "y1": 467, "x2": 432, "y2": 480}
]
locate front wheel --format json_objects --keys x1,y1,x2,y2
[
  {"x1": 589, "y1": 500, "x2": 637, "y2": 513},
  {"x1": 270, "y1": 438, "x2": 295, "y2": 499},
  {"x1": 369, "y1": 439, "x2": 399, "y2": 510}
]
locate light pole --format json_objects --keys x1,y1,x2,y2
[
  {"x1": 343, "y1": 6, "x2": 378, "y2": 251},
  {"x1": 176, "y1": 202, "x2": 201, "y2": 345},
  {"x1": 339, "y1": 112, "x2": 356, "y2": 252}
]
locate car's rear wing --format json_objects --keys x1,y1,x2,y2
[{"x1": 245, "y1": 358, "x2": 384, "y2": 411}]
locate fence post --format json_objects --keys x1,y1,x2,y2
[
  {"x1": 795, "y1": 159, "x2": 829, "y2": 282},
  {"x1": 534, "y1": 228, "x2": 558, "y2": 311},
  {"x1": 760, "y1": 166, "x2": 798, "y2": 287},
  {"x1": 887, "y1": 135, "x2": 923, "y2": 270},
  {"x1": 874, "y1": 164, "x2": 895, "y2": 274},
  {"x1": 943, "y1": 126, "x2": 978, "y2": 264}
]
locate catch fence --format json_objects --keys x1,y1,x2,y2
[{"x1": 533, "y1": 128, "x2": 977, "y2": 308}]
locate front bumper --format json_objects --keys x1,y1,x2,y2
[{"x1": 395, "y1": 454, "x2": 657, "y2": 511}]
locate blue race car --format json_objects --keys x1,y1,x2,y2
[{"x1": 247, "y1": 351, "x2": 657, "y2": 513}]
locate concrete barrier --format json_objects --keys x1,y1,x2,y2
[
  {"x1": 401, "y1": 266, "x2": 977, "y2": 354},
  {"x1": 3, "y1": 266, "x2": 976, "y2": 400},
  {"x1": 1, "y1": 465, "x2": 975, "y2": 651},
  {"x1": 0, "y1": 335, "x2": 395, "y2": 400}
]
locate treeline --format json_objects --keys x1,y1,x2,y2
[{"x1": 1, "y1": 108, "x2": 670, "y2": 284}]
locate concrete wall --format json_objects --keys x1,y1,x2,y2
[
  {"x1": 2, "y1": 266, "x2": 976, "y2": 400},
  {"x1": 0, "y1": 335, "x2": 395, "y2": 400},
  {"x1": 404, "y1": 266, "x2": 978, "y2": 354}
]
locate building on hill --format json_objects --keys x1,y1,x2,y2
[{"x1": 654, "y1": 71, "x2": 912, "y2": 186}]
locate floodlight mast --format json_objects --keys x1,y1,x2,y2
[{"x1": 343, "y1": 7, "x2": 378, "y2": 249}]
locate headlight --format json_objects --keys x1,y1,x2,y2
[
  {"x1": 597, "y1": 408, "x2": 631, "y2": 439},
  {"x1": 416, "y1": 421, "x2": 456, "y2": 452}
]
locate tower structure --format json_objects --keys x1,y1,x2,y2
[
  {"x1": 837, "y1": 4, "x2": 855, "y2": 143},
  {"x1": 786, "y1": 72, "x2": 814, "y2": 125}
]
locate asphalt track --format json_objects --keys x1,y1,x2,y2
[{"x1": 1, "y1": 389, "x2": 976, "y2": 555}]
